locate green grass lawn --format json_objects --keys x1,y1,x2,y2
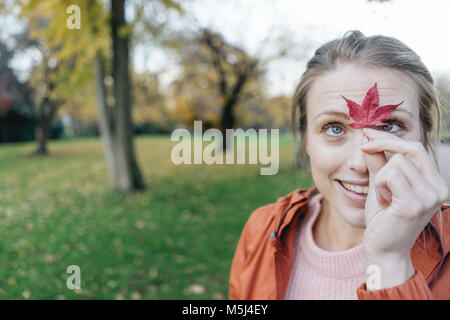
[{"x1": 0, "y1": 135, "x2": 313, "y2": 299}]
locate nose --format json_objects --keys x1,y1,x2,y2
[{"x1": 346, "y1": 133, "x2": 369, "y2": 174}]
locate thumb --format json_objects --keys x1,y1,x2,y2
[{"x1": 362, "y1": 136, "x2": 391, "y2": 204}]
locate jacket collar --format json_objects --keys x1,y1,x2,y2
[
  {"x1": 272, "y1": 186, "x2": 318, "y2": 240},
  {"x1": 430, "y1": 207, "x2": 449, "y2": 258},
  {"x1": 271, "y1": 186, "x2": 449, "y2": 284},
  {"x1": 426, "y1": 206, "x2": 449, "y2": 283}
]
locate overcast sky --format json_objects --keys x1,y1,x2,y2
[
  {"x1": 4, "y1": 0, "x2": 450, "y2": 97},
  {"x1": 177, "y1": 0, "x2": 450, "y2": 96}
]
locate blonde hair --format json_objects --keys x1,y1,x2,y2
[
  {"x1": 292, "y1": 30, "x2": 441, "y2": 165},
  {"x1": 291, "y1": 30, "x2": 444, "y2": 247}
]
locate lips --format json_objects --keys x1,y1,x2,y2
[
  {"x1": 336, "y1": 179, "x2": 369, "y2": 205},
  {"x1": 339, "y1": 181, "x2": 369, "y2": 195}
]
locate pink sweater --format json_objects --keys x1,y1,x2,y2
[{"x1": 283, "y1": 193, "x2": 366, "y2": 300}]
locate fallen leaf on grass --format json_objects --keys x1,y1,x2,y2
[{"x1": 187, "y1": 284, "x2": 205, "y2": 295}]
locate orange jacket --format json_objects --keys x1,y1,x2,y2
[{"x1": 229, "y1": 187, "x2": 450, "y2": 300}]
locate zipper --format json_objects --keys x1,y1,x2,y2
[
  {"x1": 274, "y1": 197, "x2": 308, "y2": 241},
  {"x1": 272, "y1": 193, "x2": 309, "y2": 298},
  {"x1": 426, "y1": 221, "x2": 447, "y2": 285}
]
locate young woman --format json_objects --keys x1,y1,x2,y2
[{"x1": 229, "y1": 30, "x2": 449, "y2": 300}]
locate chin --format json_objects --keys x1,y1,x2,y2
[
  {"x1": 348, "y1": 215, "x2": 366, "y2": 229},
  {"x1": 340, "y1": 204, "x2": 366, "y2": 229},
  {"x1": 332, "y1": 181, "x2": 367, "y2": 228}
]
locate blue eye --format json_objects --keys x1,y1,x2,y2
[
  {"x1": 380, "y1": 122, "x2": 400, "y2": 133},
  {"x1": 325, "y1": 125, "x2": 343, "y2": 136}
]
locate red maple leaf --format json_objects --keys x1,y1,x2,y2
[{"x1": 341, "y1": 83, "x2": 403, "y2": 129}]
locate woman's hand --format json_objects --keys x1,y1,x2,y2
[{"x1": 359, "y1": 128, "x2": 448, "y2": 290}]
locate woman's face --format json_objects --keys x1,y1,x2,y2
[{"x1": 305, "y1": 63, "x2": 422, "y2": 228}]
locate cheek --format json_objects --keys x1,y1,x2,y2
[{"x1": 307, "y1": 139, "x2": 344, "y2": 178}]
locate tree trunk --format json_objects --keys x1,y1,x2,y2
[
  {"x1": 219, "y1": 73, "x2": 248, "y2": 151},
  {"x1": 33, "y1": 94, "x2": 52, "y2": 156},
  {"x1": 220, "y1": 103, "x2": 235, "y2": 151},
  {"x1": 34, "y1": 116, "x2": 50, "y2": 155},
  {"x1": 110, "y1": 0, "x2": 145, "y2": 191},
  {"x1": 94, "y1": 51, "x2": 120, "y2": 187},
  {"x1": 72, "y1": 118, "x2": 82, "y2": 137}
]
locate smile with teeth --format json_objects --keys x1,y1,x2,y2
[{"x1": 340, "y1": 181, "x2": 369, "y2": 195}]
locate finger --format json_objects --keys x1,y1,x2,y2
[
  {"x1": 389, "y1": 154, "x2": 441, "y2": 213},
  {"x1": 389, "y1": 153, "x2": 431, "y2": 191},
  {"x1": 360, "y1": 137, "x2": 434, "y2": 177},
  {"x1": 363, "y1": 127, "x2": 403, "y2": 140},
  {"x1": 362, "y1": 135, "x2": 390, "y2": 204},
  {"x1": 374, "y1": 165, "x2": 415, "y2": 215},
  {"x1": 366, "y1": 164, "x2": 413, "y2": 224}
]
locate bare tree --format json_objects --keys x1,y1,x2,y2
[
  {"x1": 32, "y1": 58, "x2": 63, "y2": 155},
  {"x1": 92, "y1": 0, "x2": 146, "y2": 191},
  {"x1": 9, "y1": 30, "x2": 63, "y2": 155},
  {"x1": 199, "y1": 29, "x2": 261, "y2": 149},
  {"x1": 89, "y1": 0, "x2": 182, "y2": 191}
]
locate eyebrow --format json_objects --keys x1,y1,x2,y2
[
  {"x1": 313, "y1": 108, "x2": 413, "y2": 121},
  {"x1": 313, "y1": 111, "x2": 350, "y2": 121}
]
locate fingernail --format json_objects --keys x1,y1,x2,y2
[{"x1": 360, "y1": 142, "x2": 372, "y2": 149}]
